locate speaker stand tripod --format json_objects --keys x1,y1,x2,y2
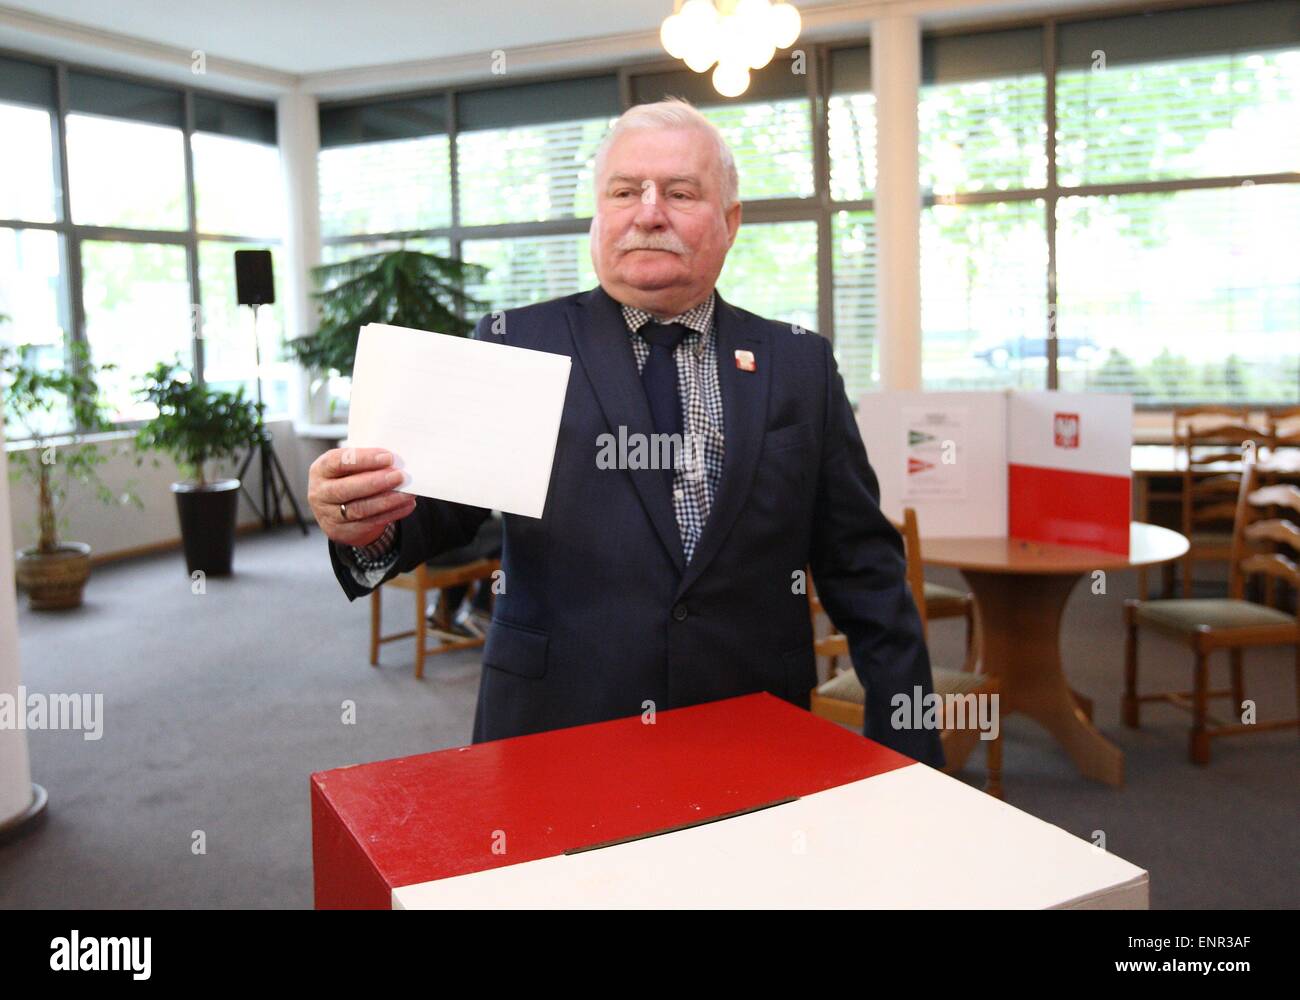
[{"x1": 236, "y1": 303, "x2": 308, "y2": 535}]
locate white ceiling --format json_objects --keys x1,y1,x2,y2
[
  {"x1": 0, "y1": 0, "x2": 1133, "y2": 98},
  {"x1": 1, "y1": 0, "x2": 713, "y2": 75}
]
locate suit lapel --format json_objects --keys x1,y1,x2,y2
[
  {"x1": 567, "y1": 286, "x2": 685, "y2": 574},
  {"x1": 674, "y1": 291, "x2": 771, "y2": 599}
]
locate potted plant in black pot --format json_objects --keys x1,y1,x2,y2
[
  {"x1": 133, "y1": 360, "x2": 265, "y2": 577},
  {"x1": 2, "y1": 337, "x2": 142, "y2": 610}
]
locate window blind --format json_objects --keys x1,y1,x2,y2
[
  {"x1": 318, "y1": 134, "x2": 452, "y2": 237},
  {"x1": 456, "y1": 117, "x2": 611, "y2": 226},
  {"x1": 919, "y1": 28, "x2": 1046, "y2": 196},
  {"x1": 461, "y1": 233, "x2": 595, "y2": 314},
  {"x1": 700, "y1": 100, "x2": 814, "y2": 200},
  {"x1": 831, "y1": 210, "x2": 879, "y2": 401}
]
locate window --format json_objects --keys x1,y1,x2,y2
[
  {"x1": 0, "y1": 101, "x2": 58, "y2": 224},
  {"x1": 831, "y1": 211, "x2": 878, "y2": 402},
  {"x1": 827, "y1": 46, "x2": 880, "y2": 401},
  {"x1": 0, "y1": 58, "x2": 69, "y2": 438},
  {"x1": 1056, "y1": 184, "x2": 1300, "y2": 404},
  {"x1": 0, "y1": 228, "x2": 68, "y2": 436},
  {"x1": 2, "y1": 61, "x2": 283, "y2": 437},
  {"x1": 1056, "y1": 50, "x2": 1300, "y2": 185},
  {"x1": 80, "y1": 240, "x2": 192, "y2": 423},
  {"x1": 716, "y1": 221, "x2": 818, "y2": 329},
  {"x1": 828, "y1": 46, "x2": 876, "y2": 202},
  {"x1": 1056, "y1": 2, "x2": 1300, "y2": 185},
  {"x1": 66, "y1": 114, "x2": 188, "y2": 230},
  {"x1": 191, "y1": 99, "x2": 286, "y2": 412},
  {"x1": 920, "y1": 29, "x2": 1046, "y2": 195},
  {"x1": 1054, "y1": 0, "x2": 1300, "y2": 402},
  {"x1": 458, "y1": 119, "x2": 610, "y2": 227},
  {"x1": 921, "y1": 200, "x2": 1047, "y2": 391},
  {"x1": 917, "y1": 29, "x2": 1047, "y2": 390},
  {"x1": 319, "y1": 135, "x2": 451, "y2": 237},
  {"x1": 701, "y1": 101, "x2": 815, "y2": 201},
  {"x1": 193, "y1": 133, "x2": 282, "y2": 237},
  {"x1": 318, "y1": 95, "x2": 452, "y2": 238},
  {"x1": 65, "y1": 71, "x2": 187, "y2": 231},
  {"x1": 456, "y1": 77, "x2": 619, "y2": 227},
  {"x1": 462, "y1": 234, "x2": 595, "y2": 315}
]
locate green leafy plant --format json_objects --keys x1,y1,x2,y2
[
  {"x1": 287, "y1": 248, "x2": 489, "y2": 380},
  {"x1": 1, "y1": 335, "x2": 142, "y2": 554},
  {"x1": 133, "y1": 359, "x2": 267, "y2": 487}
]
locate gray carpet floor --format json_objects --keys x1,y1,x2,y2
[{"x1": 2, "y1": 526, "x2": 1296, "y2": 909}]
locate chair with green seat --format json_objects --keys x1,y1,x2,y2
[
  {"x1": 1123, "y1": 460, "x2": 1300, "y2": 764},
  {"x1": 809, "y1": 508, "x2": 1002, "y2": 798}
]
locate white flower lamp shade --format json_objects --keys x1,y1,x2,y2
[{"x1": 659, "y1": 0, "x2": 802, "y2": 97}]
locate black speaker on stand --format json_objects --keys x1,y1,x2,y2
[{"x1": 233, "y1": 249, "x2": 307, "y2": 535}]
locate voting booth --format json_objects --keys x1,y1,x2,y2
[
  {"x1": 857, "y1": 390, "x2": 1133, "y2": 554},
  {"x1": 311, "y1": 694, "x2": 1148, "y2": 909}
]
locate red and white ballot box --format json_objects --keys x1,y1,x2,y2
[
  {"x1": 311, "y1": 694, "x2": 1147, "y2": 908},
  {"x1": 857, "y1": 390, "x2": 1132, "y2": 554}
]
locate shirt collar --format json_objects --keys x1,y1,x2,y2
[{"x1": 620, "y1": 291, "x2": 716, "y2": 350}]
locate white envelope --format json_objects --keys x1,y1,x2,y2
[{"x1": 345, "y1": 323, "x2": 571, "y2": 518}]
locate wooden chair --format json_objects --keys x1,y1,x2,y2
[
  {"x1": 1173, "y1": 406, "x2": 1271, "y2": 598},
  {"x1": 1266, "y1": 405, "x2": 1300, "y2": 454},
  {"x1": 809, "y1": 509, "x2": 1003, "y2": 797},
  {"x1": 1123, "y1": 460, "x2": 1300, "y2": 764},
  {"x1": 370, "y1": 558, "x2": 500, "y2": 679}
]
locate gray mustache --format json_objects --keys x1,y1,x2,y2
[{"x1": 615, "y1": 233, "x2": 687, "y2": 254}]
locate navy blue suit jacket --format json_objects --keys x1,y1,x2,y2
[{"x1": 329, "y1": 285, "x2": 944, "y2": 768}]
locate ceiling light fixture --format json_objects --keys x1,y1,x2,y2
[{"x1": 659, "y1": 0, "x2": 802, "y2": 99}]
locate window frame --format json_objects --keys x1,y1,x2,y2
[{"x1": 0, "y1": 47, "x2": 283, "y2": 440}]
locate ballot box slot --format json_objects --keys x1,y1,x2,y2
[{"x1": 563, "y1": 796, "x2": 799, "y2": 856}]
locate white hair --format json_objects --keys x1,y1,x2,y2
[{"x1": 593, "y1": 97, "x2": 740, "y2": 210}]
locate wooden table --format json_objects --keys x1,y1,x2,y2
[{"x1": 923, "y1": 522, "x2": 1189, "y2": 787}]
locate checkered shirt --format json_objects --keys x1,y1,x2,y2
[{"x1": 620, "y1": 291, "x2": 726, "y2": 565}]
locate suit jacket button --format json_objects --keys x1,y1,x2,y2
[{"x1": 671, "y1": 603, "x2": 689, "y2": 622}]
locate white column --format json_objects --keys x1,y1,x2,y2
[
  {"x1": 872, "y1": 14, "x2": 923, "y2": 390},
  {"x1": 277, "y1": 88, "x2": 324, "y2": 423},
  {"x1": 0, "y1": 409, "x2": 42, "y2": 835}
]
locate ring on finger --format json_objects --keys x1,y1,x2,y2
[{"x1": 339, "y1": 502, "x2": 349, "y2": 521}]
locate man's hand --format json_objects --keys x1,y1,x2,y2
[{"x1": 308, "y1": 447, "x2": 417, "y2": 547}]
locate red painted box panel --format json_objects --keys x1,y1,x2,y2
[{"x1": 311, "y1": 692, "x2": 914, "y2": 909}]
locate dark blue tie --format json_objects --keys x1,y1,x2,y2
[{"x1": 640, "y1": 321, "x2": 689, "y2": 493}]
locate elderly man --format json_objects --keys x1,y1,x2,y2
[{"x1": 308, "y1": 98, "x2": 943, "y2": 768}]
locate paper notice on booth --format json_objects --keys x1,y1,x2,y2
[
  {"x1": 901, "y1": 405, "x2": 969, "y2": 501},
  {"x1": 345, "y1": 323, "x2": 571, "y2": 518}
]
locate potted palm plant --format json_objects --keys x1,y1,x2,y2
[
  {"x1": 2, "y1": 337, "x2": 142, "y2": 610},
  {"x1": 287, "y1": 248, "x2": 488, "y2": 418},
  {"x1": 133, "y1": 360, "x2": 266, "y2": 577}
]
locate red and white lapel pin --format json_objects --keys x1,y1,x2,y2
[{"x1": 734, "y1": 349, "x2": 756, "y2": 372}]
